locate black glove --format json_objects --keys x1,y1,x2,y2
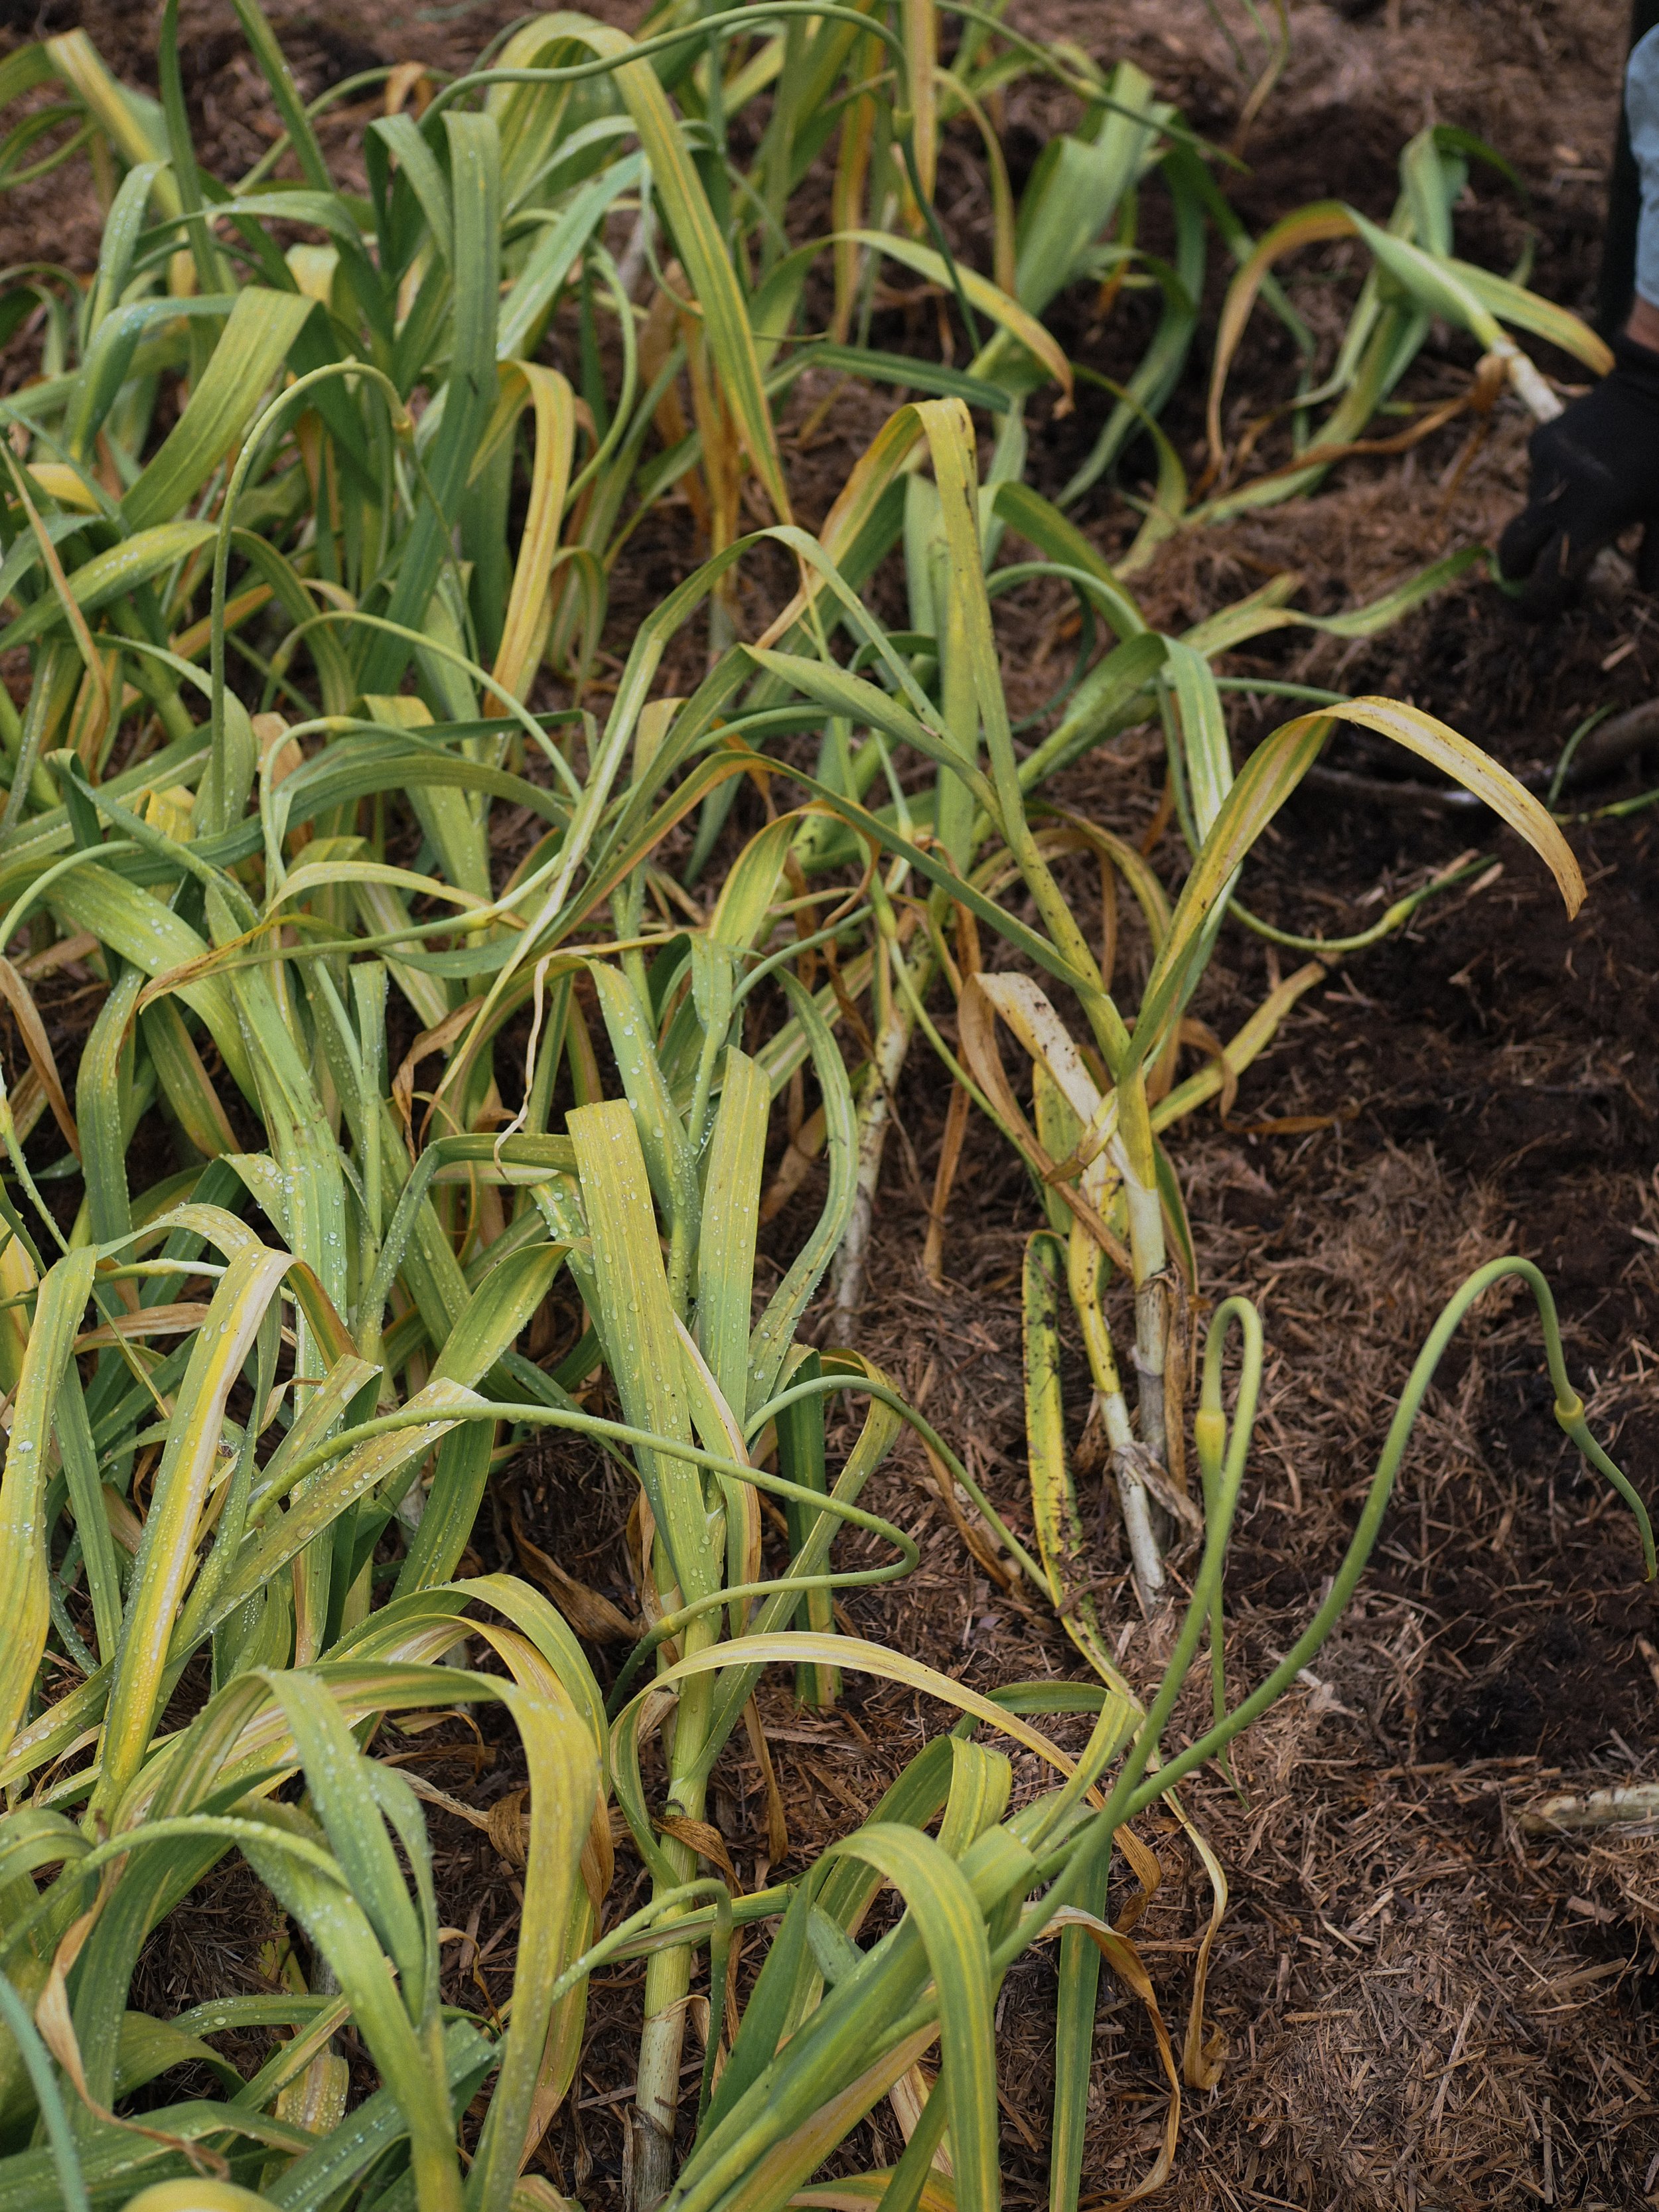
[{"x1": 1497, "y1": 331, "x2": 1659, "y2": 617}]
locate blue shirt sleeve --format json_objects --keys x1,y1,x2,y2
[{"x1": 1628, "y1": 25, "x2": 1659, "y2": 308}]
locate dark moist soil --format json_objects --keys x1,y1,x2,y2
[{"x1": 10, "y1": 1, "x2": 1659, "y2": 2207}]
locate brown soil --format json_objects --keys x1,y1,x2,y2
[{"x1": 9, "y1": 1, "x2": 1659, "y2": 2207}]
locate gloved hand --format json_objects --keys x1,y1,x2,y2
[{"x1": 1497, "y1": 331, "x2": 1659, "y2": 616}]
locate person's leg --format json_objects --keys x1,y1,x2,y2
[{"x1": 1597, "y1": 1, "x2": 1659, "y2": 334}]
